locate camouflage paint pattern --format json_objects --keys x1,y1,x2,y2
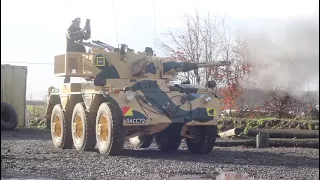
[{"x1": 47, "y1": 50, "x2": 229, "y2": 137}]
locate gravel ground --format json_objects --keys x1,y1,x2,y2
[{"x1": 1, "y1": 128, "x2": 319, "y2": 180}]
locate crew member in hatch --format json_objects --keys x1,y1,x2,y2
[{"x1": 64, "y1": 17, "x2": 91, "y2": 83}]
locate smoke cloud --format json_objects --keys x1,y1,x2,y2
[{"x1": 242, "y1": 9, "x2": 319, "y2": 95}]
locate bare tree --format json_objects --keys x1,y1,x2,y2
[
  {"x1": 159, "y1": 10, "x2": 253, "y2": 113},
  {"x1": 217, "y1": 33, "x2": 252, "y2": 114},
  {"x1": 265, "y1": 89, "x2": 302, "y2": 118},
  {"x1": 159, "y1": 10, "x2": 230, "y2": 85}
]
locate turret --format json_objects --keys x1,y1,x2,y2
[{"x1": 53, "y1": 42, "x2": 232, "y2": 85}]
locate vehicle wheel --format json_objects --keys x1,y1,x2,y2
[
  {"x1": 1, "y1": 102, "x2": 19, "y2": 130},
  {"x1": 50, "y1": 104, "x2": 73, "y2": 149},
  {"x1": 96, "y1": 103, "x2": 124, "y2": 156},
  {"x1": 186, "y1": 126, "x2": 217, "y2": 154},
  {"x1": 155, "y1": 134, "x2": 181, "y2": 152},
  {"x1": 71, "y1": 103, "x2": 96, "y2": 151},
  {"x1": 139, "y1": 135, "x2": 154, "y2": 148},
  {"x1": 129, "y1": 135, "x2": 154, "y2": 149}
]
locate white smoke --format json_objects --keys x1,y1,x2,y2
[{"x1": 242, "y1": 8, "x2": 319, "y2": 96}]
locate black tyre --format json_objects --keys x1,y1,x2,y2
[
  {"x1": 50, "y1": 104, "x2": 73, "y2": 149},
  {"x1": 155, "y1": 134, "x2": 181, "y2": 152},
  {"x1": 1, "y1": 102, "x2": 19, "y2": 130},
  {"x1": 139, "y1": 135, "x2": 154, "y2": 148},
  {"x1": 96, "y1": 103, "x2": 124, "y2": 156},
  {"x1": 186, "y1": 126, "x2": 217, "y2": 154},
  {"x1": 71, "y1": 103, "x2": 96, "y2": 151}
]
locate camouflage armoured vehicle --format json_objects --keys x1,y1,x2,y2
[{"x1": 46, "y1": 41, "x2": 230, "y2": 156}]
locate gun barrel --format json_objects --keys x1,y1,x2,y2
[
  {"x1": 197, "y1": 61, "x2": 231, "y2": 68},
  {"x1": 162, "y1": 60, "x2": 231, "y2": 75}
]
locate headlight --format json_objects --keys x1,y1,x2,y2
[
  {"x1": 125, "y1": 91, "x2": 135, "y2": 101},
  {"x1": 204, "y1": 96, "x2": 212, "y2": 102},
  {"x1": 203, "y1": 93, "x2": 213, "y2": 102}
]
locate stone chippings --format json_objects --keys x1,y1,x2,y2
[{"x1": 1, "y1": 128, "x2": 319, "y2": 180}]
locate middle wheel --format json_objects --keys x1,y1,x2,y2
[
  {"x1": 71, "y1": 102, "x2": 96, "y2": 151},
  {"x1": 155, "y1": 133, "x2": 181, "y2": 152}
]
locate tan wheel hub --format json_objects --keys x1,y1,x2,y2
[
  {"x1": 52, "y1": 115, "x2": 62, "y2": 138},
  {"x1": 97, "y1": 115, "x2": 109, "y2": 142},
  {"x1": 73, "y1": 114, "x2": 83, "y2": 141}
]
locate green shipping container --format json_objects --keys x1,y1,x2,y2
[{"x1": 1, "y1": 64, "x2": 28, "y2": 128}]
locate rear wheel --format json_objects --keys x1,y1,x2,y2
[
  {"x1": 71, "y1": 103, "x2": 96, "y2": 151},
  {"x1": 96, "y1": 103, "x2": 124, "y2": 156},
  {"x1": 186, "y1": 126, "x2": 217, "y2": 154},
  {"x1": 155, "y1": 134, "x2": 181, "y2": 152},
  {"x1": 50, "y1": 104, "x2": 73, "y2": 149}
]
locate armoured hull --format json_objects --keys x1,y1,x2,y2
[
  {"x1": 47, "y1": 43, "x2": 228, "y2": 156},
  {"x1": 48, "y1": 79, "x2": 219, "y2": 136}
]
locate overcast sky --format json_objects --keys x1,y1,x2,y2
[{"x1": 1, "y1": 0, "x2": 319, "y2": 100}]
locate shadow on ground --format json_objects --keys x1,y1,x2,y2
[
  {"x1": 1, "y1": 128, "x2": 51, "y2": 141},
  {"x1": 1, "y1": 128, "x2": 319, "y2": 170},
  {"x1": 119, "y1": 148, "x2": 319, "y2": 169}
]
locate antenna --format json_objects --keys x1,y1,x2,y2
[
  {"x1": 153, "y1": 0, "x2": 156, "y2": 54},
  {"x1": 111, "y1": 0, "x2": 119, "y2": 47}
]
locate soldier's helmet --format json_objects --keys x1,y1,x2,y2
[{"x1": 72, "y1": 17, "x2": 81, "y2": 24}]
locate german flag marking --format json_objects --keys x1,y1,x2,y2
[
  {"x1": 122, "y1": 107, "x2": 133, "y2": 116},
  {"x1": 206, "y1": 108, "x2": 215, "y2": 116}
]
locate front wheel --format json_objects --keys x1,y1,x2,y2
[
  {"x1": 96, "y1": 103, "x2": 124, "y2": 156},
  {"x1": 186, "y1": 126, "x2": 217, "y2": 154}
]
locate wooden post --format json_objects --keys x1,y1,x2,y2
[
  {"x1": 256, "y1": 132, "x2": 269, "y2": 148},
  {"x1": 218, "y1": 128, "x2": 243, "y2": 139}
]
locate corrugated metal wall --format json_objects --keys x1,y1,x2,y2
[{"x1": 1, "y1": 64, "x2": 28, "y2": 128}]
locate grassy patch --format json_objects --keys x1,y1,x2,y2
[
  {"x1": 218, "y1": 117, "x2": 319, "y2": 133},
  {"x1": 27, "y1": 104, "x2": 47, "y2": 129}
]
